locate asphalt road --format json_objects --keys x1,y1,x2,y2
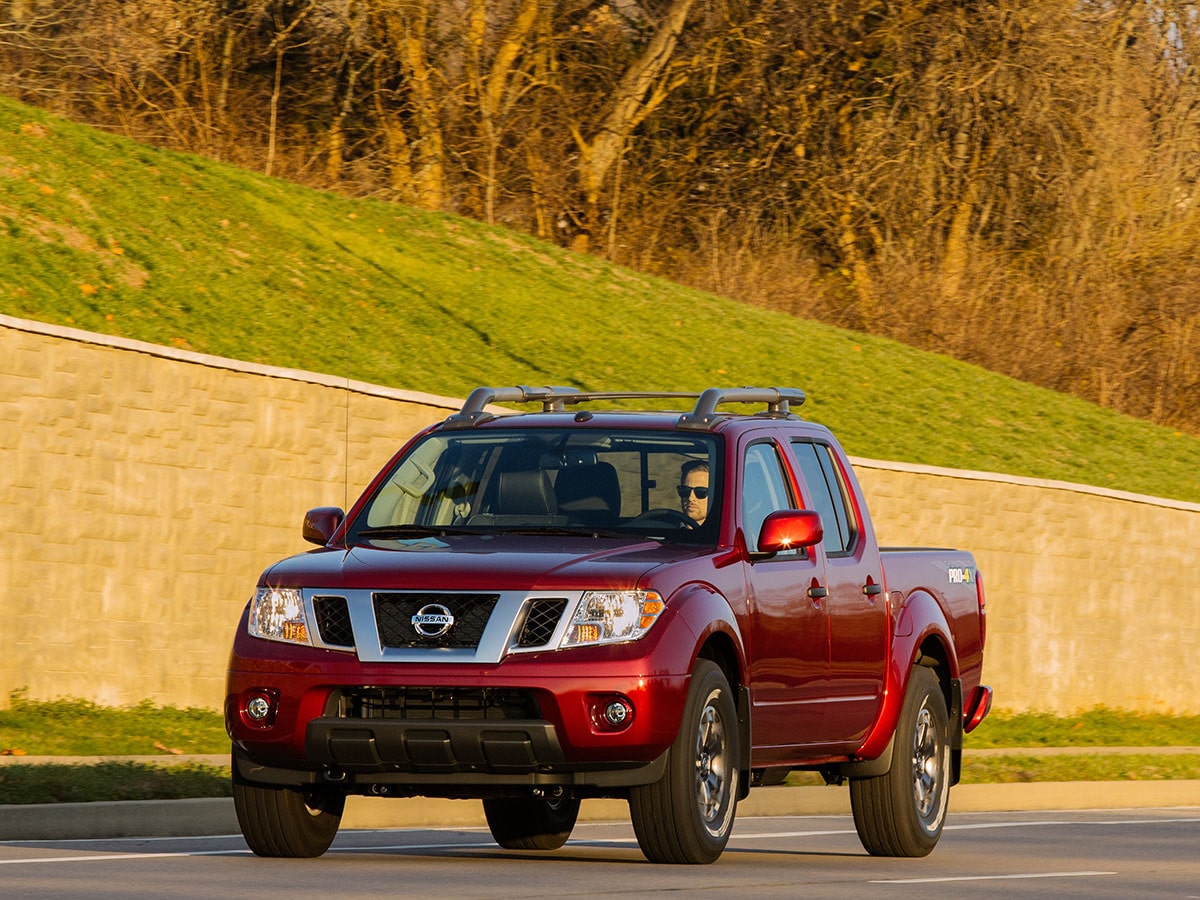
[{"x1": 2, "y1": 808, "x2": 1197, "y2": 899}]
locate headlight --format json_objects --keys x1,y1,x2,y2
[
  {"x1": 561, "y1": 590, "x2": 664, "y2": 648},
  {"x1": 249, "y1": 587, "x2": 312, "y2": 646}
]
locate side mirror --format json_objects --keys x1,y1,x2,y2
[
  {"x1": 757, "y1": 509, "x2": 823, "y2": 555},
  {"x1": 303, "y1": 506, "x2": 345, "y2": 546}
]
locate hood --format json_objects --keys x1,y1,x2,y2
[{"x1": 262, "y1": 534, "x2": 711, "y2": 592}]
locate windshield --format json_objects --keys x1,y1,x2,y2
[{"x1": 347, "y1": 428, "x2": 722, "y2": 544}]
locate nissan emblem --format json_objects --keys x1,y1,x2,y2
[{"x1": 411, "y1": 603, "x2": 455, "y2": 639}]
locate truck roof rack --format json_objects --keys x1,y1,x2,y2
[
  {"x1": 677, "y1": 387, "x2": 806, "y2": 430},
  {"x1": 442, "y1": 386, "x2": 806, "y2": 431}
]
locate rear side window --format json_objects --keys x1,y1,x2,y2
[{"x1": 790, "y1": 441, "x2": 857, "y2": 555}]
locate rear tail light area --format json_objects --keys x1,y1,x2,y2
[{"x1": 964, "y1": 684, "x2": 993, "y2": 734}]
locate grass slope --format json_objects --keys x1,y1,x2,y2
[{"x1": 3, "y1": 95, "x2": 1200, "y2": 502}]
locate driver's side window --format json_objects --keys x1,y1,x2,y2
[{"x1": 741, "y1": 442, "x2": 796, "y2": 554}]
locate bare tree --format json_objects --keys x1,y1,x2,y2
[
  {"x1": 465, "y1": 0, "x2": 543, "y2": 223},
  {"x1": 2, "y1": 0, "x2": 1198, "y2": 432},
  {"x1": 561, "y1": 0, "x2": 696, "y2": 251}
]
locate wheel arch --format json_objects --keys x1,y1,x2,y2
[
  {"x1": 695, "y1": 628, "x2": 752, "y2": 799},
  {"x1": 851, "y1": 589, "x2": 962, "y2": 766},
  {"x1": 671, "y1": 587, "x2": 751, "y2": 801},
  {"x1": 696, "y1": 630, "x2": 743, "y2": 695}
]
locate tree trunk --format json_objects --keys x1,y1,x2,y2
[
  {"x1": 573, "y1": 0, "x2": 697, "y2": 252},
  {"x1": 467, "y1": 0, "x2": 541, "y2": 224},
  {"x1": 386, "y1": 0, "x2": 446, "y2": 210},
  {"x1": 266, "y1": 42, "x2": 283, "y2": 176}
]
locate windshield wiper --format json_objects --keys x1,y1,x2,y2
[
  {"x1": 501, "y1": 525, "x2": 632, "y2": 539},
  {"x1": 354, "y1": 524, "x2": 480, "y2": 539}
]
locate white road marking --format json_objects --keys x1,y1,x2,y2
[
  {"x1": 944, "y1": 817, "x2": 1200, "y2": 830},
  {"x1": 872, "y1": 871, "x2": 1117, "y2": 884},
  {"x1": 731, "y1": 828, "x2": 857, "y2": 839},
  {"x1": 0, "y1": 851, "x2": 234, "y2": 865}
]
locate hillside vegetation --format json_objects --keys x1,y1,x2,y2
[
  {"x1": 3, "y1": 96, "x2": 1200, "y2": 503},
  {"x1": 4, "y1": 3, "x2": 1198, "y2": 436}
]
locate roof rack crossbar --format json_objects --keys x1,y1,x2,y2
[
  {"x1": 442, "y1": 386, "x2": 805, "y2": 430},
  {"x1": 443, "y1": 385, "x2": 579, "y2": 428},
  {"x1": 677, "y1": 387, "x2": 806, "y2": 430}
]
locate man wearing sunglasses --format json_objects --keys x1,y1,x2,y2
[{"x1": 677, "y1": 459, "x2": 710, "y2": 527}]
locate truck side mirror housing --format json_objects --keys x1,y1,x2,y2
[
  {"x1": 303, "y1": 506, "x2": 345, "y2": 545},
  {"x1": 757, "y1": 509, "x2": 823, "y2": 555}
]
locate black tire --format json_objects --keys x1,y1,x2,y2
[
  {"x1": 850, "y1": 665, "x2": 951, "y2": 857},
  {"x1": 483, "y1": 796, "x2": 581, "y2": 850},
  {"x1": 232, "y1": 765, "x2": 344, "y2": 858},
  {"x1": 629, "y1": 659, "x2": 740, "y2": 864}
]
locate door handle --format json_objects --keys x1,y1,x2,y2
[
  {"x1": 807, "y1": 585, "x2": 828, "y2": 600},
  {"x1": 862, "y1": 583, "x2": 883, "y2": 597}
]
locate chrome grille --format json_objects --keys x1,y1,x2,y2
[
  {"x1": 300, "y1": 588, "x2": 586, "y2": 663},
  {"x1": 373, "y1": 592, "x2": 499, "y2": 649}
]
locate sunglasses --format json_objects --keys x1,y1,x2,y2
[{"x1": 676, "y1": 485, "x2": 710, "y2": 500}]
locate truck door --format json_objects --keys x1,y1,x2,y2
[
  {"x1": 790, "y1": 440, "x2": 889, "y2": 745},
  {"x1": 741, "y1": 437, "x2": 831, "y2": 760}
]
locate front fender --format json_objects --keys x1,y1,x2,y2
[
  {"x1": 853, "y1": 590, "x2": 959, "y2": 762},
  {"x1": 667, "y1": 584, "x2": 747, "y2": 683},
  {"x1": 667, "y1": 583, "x2": 751, "y2": 797}
]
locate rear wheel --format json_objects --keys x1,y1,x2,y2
[
  {"x1": 232, "y1": 765, "x2": 344, "y2": 858},
  {"x1": 629, "y1": 659, "x2": 739, "y2": 864},
  {"x1": 850, "y1": 665, "x2": 950, "y2": 857},
  {"x1": 483, "y1": 795, "x2": 581, "y2": 850}
]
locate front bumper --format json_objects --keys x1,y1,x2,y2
[{"x1": 226, "y1": 629, "x2": 692, "y2": 795}]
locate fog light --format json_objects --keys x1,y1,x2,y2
[
  {"x1": 603, "y1": 701, "x2": 630, "y2": 727},
  {"x1": 241, "y1": 688, "x2": 278, "y2": 728},
  {"x1": 602, "y1": 698, "x2": 634, "y2": 730},
  {"x1": 246, "y1": 696, "x2": 271, "y2": 721}
]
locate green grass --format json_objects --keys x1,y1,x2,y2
[
  {"x1": 0, "y1": 691, "x2": 228, "y2": 757},
  {"x1": 965, "y1": 708, "x2": 1200, "y2": 749},
  {"x1": 959, "y1": 754, "x2": 1200, "y2": 784},
  {"x1": 0, "y1": 762, "x2": 231, "y2": 804},
  {"x1": 2, "y1": 96, "x2": 1200, "y2": 502}
]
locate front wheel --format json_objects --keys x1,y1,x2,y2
[
  {"x1": 629, "y1": 659, "x2": 739, "y2": 864},
  {"x1": 483, "y1": 795, "x2": 581, "y2": 850},
  {"x1": 850, "y1": 665, "x2": 951, "y2": 857},
  {"x1": 232, "y1": 765, "x2": 344, "y2": 858}
]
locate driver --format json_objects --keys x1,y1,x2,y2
[{"x1": 677, "y1": 460, "x2": 710, "y2": 527}]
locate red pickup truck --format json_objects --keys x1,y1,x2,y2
[{"x1": 226, "y1": 387, "x2": 991, "y2": 864}]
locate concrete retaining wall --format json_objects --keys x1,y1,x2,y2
[
  {"x1": 3, "y1": 315, "x2": 1198, "y2": 714},
  {"x1": 851, "y1": 461, "x2": 1200, "y2": 715}
]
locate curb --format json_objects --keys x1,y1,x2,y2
[{"x1": 3, "y1": 781, "x2": 1200, "y2": 842}]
